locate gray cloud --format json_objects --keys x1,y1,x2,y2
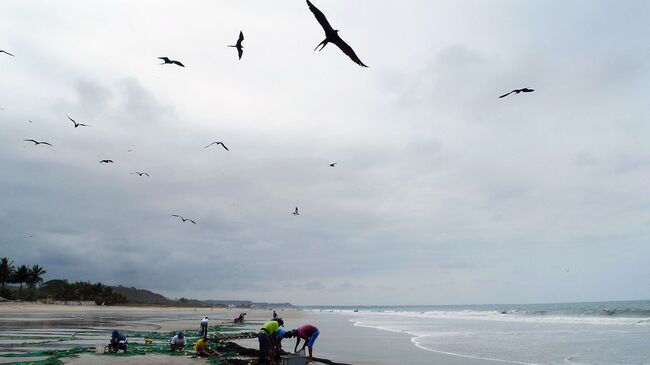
[{"x1": 1, "y1": 0, "x2": 650, "y2": 306}]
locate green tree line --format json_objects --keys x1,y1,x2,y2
[{"x1": 0, "y1": 257, "x2": 127, "y2": 305}]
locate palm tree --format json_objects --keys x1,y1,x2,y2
[
  {"x1": 12, "y1": 265, "x2": 30, "y2": 298},
  {"x1": 26, "y1": 265, "x2": 46, "y2": 295},
  {"x1": 0, "y1": 257, "x2": 14, "y2": 297}
]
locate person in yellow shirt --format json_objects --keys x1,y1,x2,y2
[
  {"x1": 194, "y1": 337, "x2": 216, "y2": 357},
  {"x1": 258, "y1": 318, "x2": 284, "y2": 364}
]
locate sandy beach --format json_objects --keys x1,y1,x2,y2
[{"x1": 0, "y1": 302, "x2": 511, "y2": 365}]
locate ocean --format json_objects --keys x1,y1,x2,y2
[{"x1": 306, "y1": 300, "x2": 650, "y2": 365}]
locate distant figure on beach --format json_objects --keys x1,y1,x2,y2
[
  {"x1": 108, "y1": 330, "x2": 128, "y2": 352},
  {"x1": 259, "y1": 318, "x2": 284, "y2": 364},
  {"x1": 234, "y1": 312, "x2": 246, "y2": 323},
  {"x1": 169, "y1": 331, "x2": 186, "y2": 350},
  {"x1": 194, "y1": 337, "x2": 216, "y2": 357},
  {"x1": 200, "y1": 316, "x2": 209, "y2": 338},
  {"x1": 291, "y1": 324, "x2": 320, "y2": 360},
  {"x1": 273, "y1": 310, "x2": 278, "y2": 319}
]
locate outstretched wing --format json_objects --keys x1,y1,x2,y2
[
  {"x1": 189, "y1": 220, "x2": 196, "y2": 224},
  {"x1": 333, "y1": 37, "x2": 368, "y2": 67},
  {"x1": 0, "y1": 50, "x2": 14, "y2": 57},
  {"x1": 219, "y1": 142, "x2": 229, "y2": 151},
  {"x1": 238, "y1": 31, "x2": 244, "y2": 45},
  {"x1": 158, "y1": 57, "x2": 170, "y2": 62},
  {"x1": 67, "y1": 115, "x2": 76, "y2": 125},
  {"x1": 172, "y1": 214, "x2": 182, "y2": 218},
  {"x1": 307, "y1": 0, "x2": 334, "y2": 34},
  {"x1": 204, "y1": 142, "x2": 217, "y2": 148},
  {"x1": 498, "y1": 90, "x2": 513, "y2": 98},
  {"x1": 172, "y1": 60, "x2": 185, "y2": 67},
  {"x1": 237, "y1": 47, "x2": 243, "y2": 60},
  {"x1": 24, "y1": 139, "x2": 37, "y2": 144},
  {"x1": 41, "y1": 142, "x2": 53, "y2": 146}
]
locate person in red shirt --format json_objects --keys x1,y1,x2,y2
[{"x1": 290, "y1": 324, "x2": 320, "y2": 360}]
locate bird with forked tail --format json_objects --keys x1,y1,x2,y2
[{"x1": 306, "y1": 0, "x2": 368, "y2": 67}]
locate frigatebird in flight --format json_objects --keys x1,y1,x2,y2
[
  {"x1": 292, "y1": 207, "x2": 300, "y2": 216},
  {"x1": 306, "y1": 0, "x2": 367, "y2": 67},
  {"x1": 0, "y1": 50, "x2": 14, "y2": 57},
  {"x1": 172, "y1": 214, "x2": 196, "y2": 224},
  {"x1": 131, "y1": 172, "x2": 149, "y2": 176},
  {"x1": 24, "y1": 139, "x2": 52, "y2": 146},
  {"x1": 99, "y1": 159, "x2": 114, "y2": 163},
  {"x1": 499, "y1": 88, "x2": 534, "y2": 98},
  {"x1": 205, "y1": 141, "x2": 229, "y2": 151},
  {"x1": 158, "y1": 57, "x2": 185, "y2": 67},
  {"x1": 329, "y1": 162, "x2": 337, "y2": 167},
  {"x1": 228, "y1": 31, "x2": 244, "y2": 60},
  {"x1": 67, "y1": 115, "x2": 89, "y2": 128}
]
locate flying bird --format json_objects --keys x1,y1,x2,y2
[
  {"x1": 0, "y1": 50, "x2": 14, "y2": 57},
  {"x1": 131, "y1": 172, "x2": 149, "y2": 176},
  {"x1": 329, "y1": 162, "x2": 337, "y2": 167},
  {"x1": 292, "y1": 207, "x2": 300, "y2": 216},
  {"x1": 499, "y1": 88, "x2": 534, "y2": 98},
  {"x1": 205, "y1": 141, "x2": 229, "y2": 151},
  {"x1": 158, "y1": 57, "x2": 185, "y2": 67},
  {"x1": 306, "y1": 0, "x2": 368, "y2": 67},
  {"x1": 172, "y1": 214, "x2": 196, "y2": 224},
  {"x1": 228, "y1": 31, "x2": 244, "y2": 60},
  {"x1": 24, "y1": 139, "x2": 52, "y2": 146},
  {"x1": 67, "y1": 115, "x2": 89, "y2": 128},
  {"x1": 99, "y1": 159, "x2": 114, "y2": 163}
]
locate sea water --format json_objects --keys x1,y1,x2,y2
[{"x1": 310, "y1": 300, "x2": 650, "y2": 365}]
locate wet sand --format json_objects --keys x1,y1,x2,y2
[{"x1": 63, "y1": 354, "x2": 208, "y2": 365}]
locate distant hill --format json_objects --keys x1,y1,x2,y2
[
  {"x1": 111, "y1": 286, "x2": 294, "y2": 308},
  {"x1": 111, "y1": 286, "x2": 173, "y2": 305}
]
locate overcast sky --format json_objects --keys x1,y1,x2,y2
[{"x1": 1, "y1": 0, "x2": 649, "y2": 306}]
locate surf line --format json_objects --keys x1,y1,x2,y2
[{"x1": 411, "y1": 336, "x2": 538, "y2": 365}]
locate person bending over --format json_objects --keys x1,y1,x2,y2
[
  {"x1": 169, "y1": 331, "x2": 186, "y2": 351},
  {"x1": 108, "y1": 330, "x2": 128, "y2": 352},
  {"x1": 258, "y1": 318, "x2": 284, "y2": 364},
  {"x1": 199, "y1": 316, "x2": 209, "y2": 337},
  {"x1": 194, "y1": 337, "x2": 216, "y2": 357},
  {"x1": 292, "y1": 324, "x2": 320, "y2": 359}
]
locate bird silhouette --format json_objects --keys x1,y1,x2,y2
[
  {"x1": 205, "y1": 141, "x2": 229, "y2": 151},
  {"x1": 67, "y1": 115, "x2": 89, "y2": 128},
  {"x1": 0, "y1": 50, "x2": 14, "y2": 57},
  {"x1": 306, "y1": 0, "x2": 367, "y2": 67},
  {"x1": 172, "y1": 214, "x2": 196, "y2": 224},
  {"x1": 131, "y1": 172, "x2": 149, "y2": 176},
  {"x1": 99, "y1": 159, "x2": 114, "y2": 163},
  {"x1": 329, "y1": 162, "x2": 337, "y2": 167},
  {"x1": 24, "y1": 139, "x2": 52, "y2": 146},
  {"x1": 292, "y1": 207, "x2": 300, "y2": 216},
  {"x1": 499, "y1": 88, "x2": 534, "y2": 98},
  {"x1": 158, "y1": 57, "x2": 185, "y2": 67},
  {"x1": 228, "y1": 31, "x2": 244, "y2": 60}
]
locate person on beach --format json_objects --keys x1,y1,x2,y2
[
  {"x1": 273, "y1": 310, "x2": 278, "y2": 319},
  {"x1": 194, "y1": 337, "x2": 216, "y2": 357},
  {"x1": 169, "y1": 331, "x2": 186, "y2": 350},
  {"x1": 258, "y1": 318, "x2": 284, "y2": 364},
  {"x1": 108, "y1": 330, "x2": 128, "y2": 352},
  {"x1": 291, "y1": 324, "x2": 320, "y2": 360},
  {"x1": 199, "y1": 316, "x2": 209, "y2": 337}
]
